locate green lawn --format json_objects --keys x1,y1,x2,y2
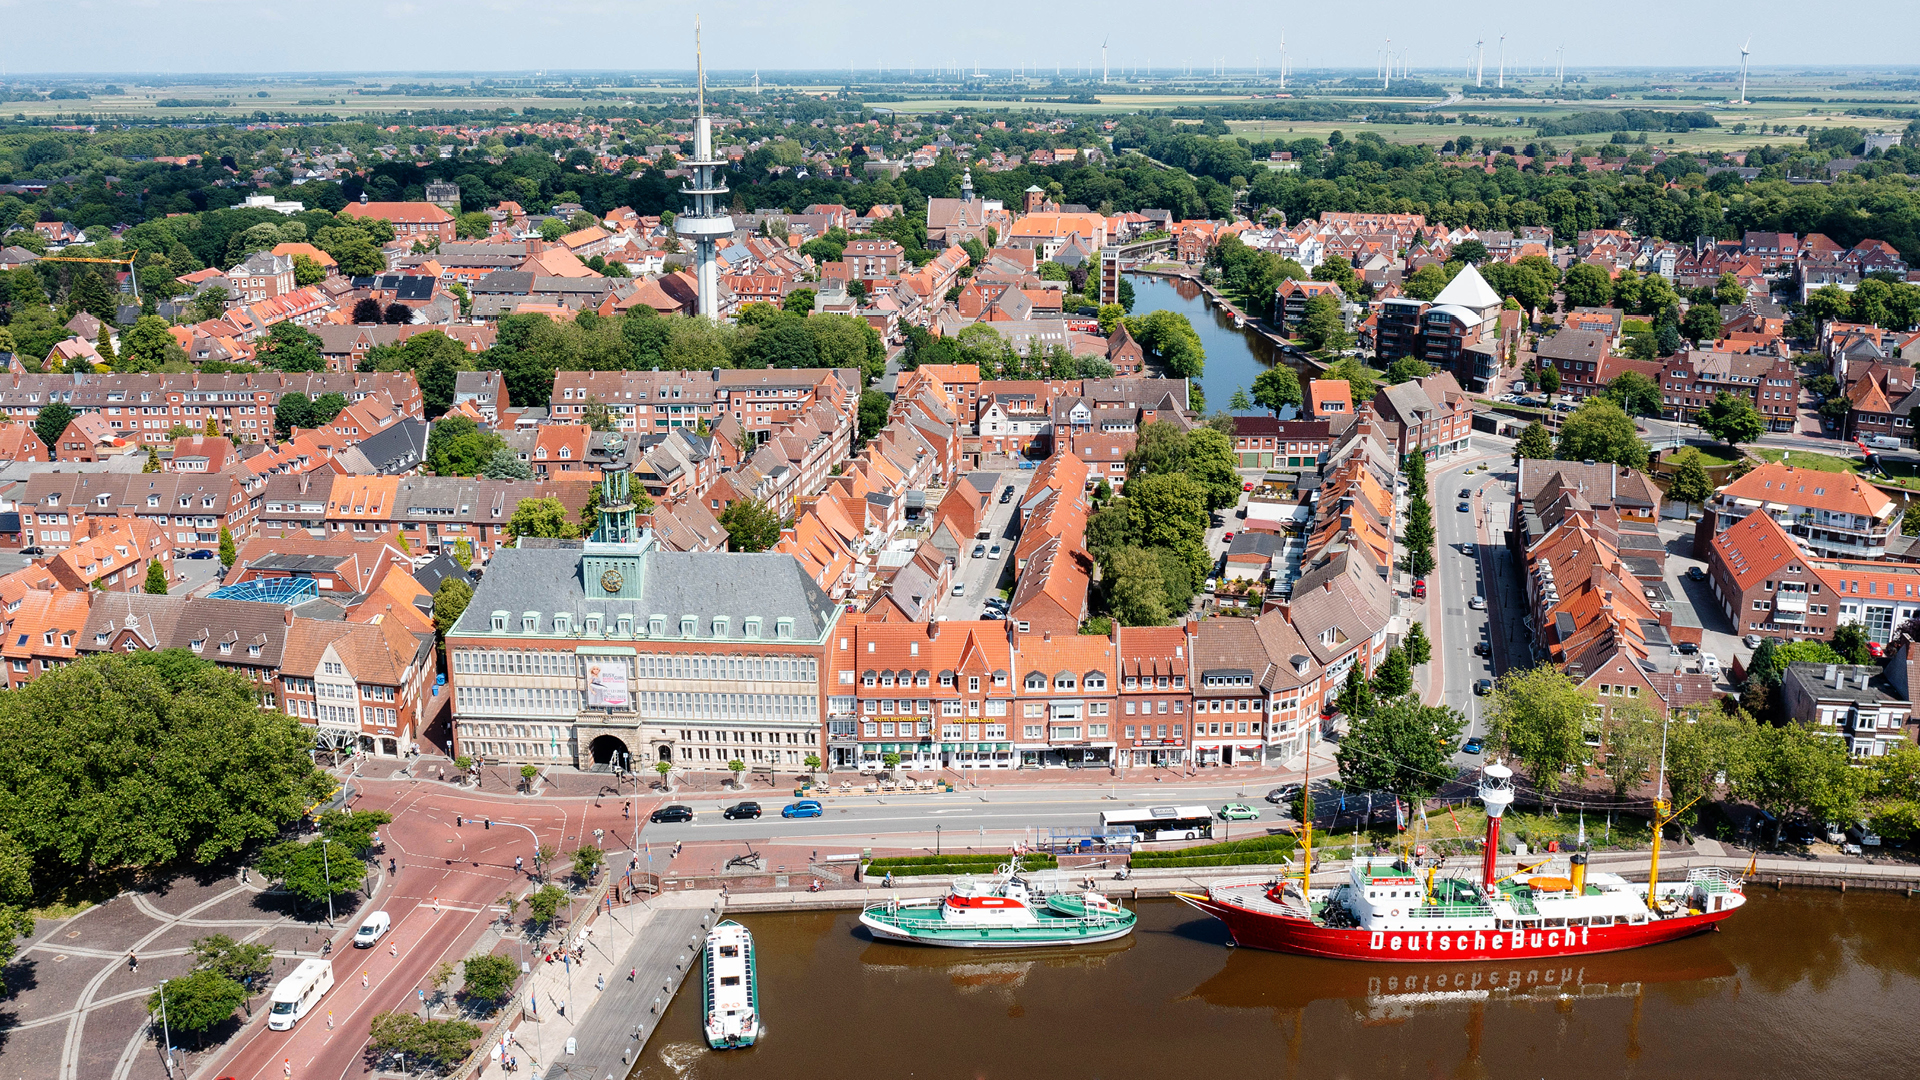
[
  {"x1": 1752, "y1": 447, "x2": 1860, "y2": 474},
  {"x1": 1674, "y1": 445, "x2": 1741, "y2": 468}
]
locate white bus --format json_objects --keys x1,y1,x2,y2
[
  {"x1": 1098, "y1": 805, "x2": 1215, "y2": 842},
  {"x1": 268, "y1": 958, "x2": 334, "y2": 1030}
]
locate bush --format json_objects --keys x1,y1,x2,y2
[
  {"x1": 459, "y1": 953, "x2": 519, "y2": 1007},
  {"x1": 864, "y1": 853, "x2": 1057, "y2": 876},
  {"x1": 1130, "y1": 834, "x2": 1297, "y2": 868}
]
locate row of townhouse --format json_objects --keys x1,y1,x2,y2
[
  {"x1": 895, "y1": 367, "x2": 1191, "y2": 463},
  {"x1": 14, "y1": 469, "x2": 264, "y2": 555},
  {"x1": 255, "y1": 471, "x2": 596, "y2": 562},
  {"x1": 0, "y1": 372, "x2": 421, "y2": 449},
  {"x1": 1656, "y1": 350, "x2": 1800, "y2": 432},
  {"x1": 1504, "y1": 459, "x2": 1720, "y2": 724},
  {"x1": 547, "y1": 368, "x2": 859, "y2": 441},
  {"x1": 0, "y1": 538, "x2": 438, "y2": 757}
]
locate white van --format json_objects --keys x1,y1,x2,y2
[
  {"x1": 353, "y1": 910, "x2": 391, "y2": 948},
  {"x1": 268, "y1": 958, "x2": 334, "y2": 1031},
  {"x1": 1866, "y1": 435, "x2": 1902, "y2": 450}
]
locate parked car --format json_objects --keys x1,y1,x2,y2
[
  {"x1": 781, "y1": 799, "x2": 824, "y2": 819},
  {"x1": 1461, "y1": 737, "x2": 1485, "y2": 755},
  {"x1": 186, "y1": 549, "x2": 216, "y2": 559},
  {"x1": 722, "y1": 802, "x2": 762, "y2": 820},
  {"x1": 972, "y1": 544, "x2": 986, "y2": 559},
  {"x1": 987, "y1": 544, "x2": 1003, "y2": 560},
  {"x1": 1869, "y1": 641, "x2": 1887, "y2": 659},
  {"x1": 1468, "y1": 595, "x2": 1486, "y2": 610},
  {"x1": 1411, "y1": 579, "x2": 1427, "y2": 598},
  {"x1": 952, "y1": 582, "x2": 965, "y2": 597},
  {"x1": 1243, "y1": 481, "x2": 1255, "y2": 492},
  {"x1": 1674, "y1": 641, "x2": 1699, "y2": 656},
  {"x1": 1222, "y1": 532, "x2": 1234, "y2": 543},
  {"x1": 1265, "y1": 784, "x2": 1300, "y2": 805},
  {"x1": 1743, "y1": 634, "x2": 1763, "y2": 649},
  {"x1": 1702, "y1": 654, "x2": 1721, "y2": 675},
  {"x1": 1687, "y1": 566, "x2": 1706, "y2": 582},
  {"x1": 353, "y1": 911, "x2": 391, "y2": 948},
  {"x1": 1474, "y1": 678, "x2": 1493, "y2": 696},
  {"x1": 649, "y1": 804, "x2": 694, "y2": 823},
  {"x1": 1473, "y1": 641, "x2": 1491, "y2": 657},
  {"x1": 1218, "y1": 803, "x2": 1260, "y2": 821}
]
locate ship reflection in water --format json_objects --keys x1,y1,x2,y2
[{"x1": 631, "y1": 894, "x2": 1920, "y2": 1080}]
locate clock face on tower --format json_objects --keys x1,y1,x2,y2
[{"x1": 600, "y1": 568, "x2": 624, "y2": 593}]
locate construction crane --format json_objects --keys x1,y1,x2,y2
[{"x1": 25, "y1": 252, "x2": 142, "y2": 299}]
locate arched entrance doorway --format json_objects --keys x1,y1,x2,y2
[
  {"x1": 589, "y1": 734, "x2": 631, "y2": 772},
  {"x1": 658, "y1": 744, "x2": 673, "y2": 762}
]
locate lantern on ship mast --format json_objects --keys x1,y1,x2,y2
[{"x1": 1478, "y1": 763, "x2": 1514, "y2": 890}]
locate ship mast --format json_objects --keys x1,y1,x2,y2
[{"x1": 1646, "y1": 711, "x2": 1672, "y2": 911}]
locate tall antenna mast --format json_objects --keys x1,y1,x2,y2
[{"x1": 695, "y1": 15, "x2": 704, "y2": 118}]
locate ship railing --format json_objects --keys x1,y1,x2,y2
[
  {"x1": 1685, "y1": 866, "x2": 1739, "y2": 893},
  {"x1": 1406, "y1": 902, "x2": 1494, "y2": 919},
  {"x1": 1211, "y1": 876, "x2": 1314, "y2": 919}
]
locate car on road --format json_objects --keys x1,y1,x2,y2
[
  {"x1": 1552, "y1": 402, "x2": 1574, "y2": 413},
  {"x1": 17, "y1": 546, "x2": 43, "y2": 556},
  {"x1": 1243, "y1": 481, "x2": 1255, "y2": 492},
  {"x1": 649, "y1": 804, "x2": 694, "y2": 823},
  {"x1": 972, "y1": 544, "x2": 986, "y2": 559},
  {"x1": 1687, "y1": 566, "x2": 1707, "y2": 582},
  {"x1": 987, "y1": 544, "x2": 1003, "y2": 560},
  {"x1": 1458, "y1": 501, "x2": 1472, "y2": 512},
  {"x1": 781, "y1": 799, "x2": 824, "y2": 819},
  {"x1": 1468, "y1": 595, "x2": 1486, "y2": 610},
  {"x1": 1218, "y1": 803, "x2": 1260, "y2": 821},
  {"x1": 1000, "y1": 487, "x2": 1015, "y2": 503},
  {"x1": 1222, "y1": 532, "x2": 1234, "y2": 543},
  {"x1": 722, "y1": 801, "x2": 762, "y2": 820},
  {"x1": 1459, "y1": 489, "x2": 1473, "y2": 499},
  {"x1": 186, "y1": 549, "x2": 216, "y2": 559},
  {"x1": 1461, "y1": 737, "x2": 1486, "y2": 755},
  {"x1": 1743, "y1": 634, "x2": 1763, "y2": 649},
  {"x1": 952, "y1": 581, "x2": 965, "y2": 597},
  {"x1": 1473, "y1": 641, "x2": 1491, "y2": 657},
  {"x1": 353, "y1": 911, "x2": 391, "y2": 948},
  {"x1": 1265, "y1": 784, "x2": 1300, "y2": 804},
  {"x1": 1474, "y1": 678, "x2": 1494, "y2": 696}
]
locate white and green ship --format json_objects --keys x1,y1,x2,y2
[
  {"x1": 859, "y1": 864, "x2": 1137, "y2": 948},
  {"x1": 701, "y1": 920, "x2": 761, "y2": 1049}
]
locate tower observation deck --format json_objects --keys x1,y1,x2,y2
[{"x1": 674, "y1": 21, "x2": 730, "y2": 320}]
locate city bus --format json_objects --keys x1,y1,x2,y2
[
  {"x1": 268, "y1": 958, "x2": 334, "y2": 1030},
  {"x1": 1098, "y1": 805, "x2": 1215, "y2": 842}
]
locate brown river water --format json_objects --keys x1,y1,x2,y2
[{"x1": 630, "y1": 890, "x2": 1920, "y2": 1080}]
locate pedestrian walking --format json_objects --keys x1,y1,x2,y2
[
  {"x1": 628, "y1": 966, "x2": 636, "y2": 982},
  {"x1": 128, "y1": 951, "x2": 137, "y2": 973},
  {"x1": 597, "y1": 973, "x2": 605, "y2": 991}
]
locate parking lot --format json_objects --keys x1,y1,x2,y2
[
  {"x1": 1657, "y1": 517, "x2": 1751, "y2": 686},
  {"x1": 940, "y1": 463, "x2": 1036, "y2": 620}
]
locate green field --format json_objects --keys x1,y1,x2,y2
[{"x1": 1753, "y1": 447, "x2": 1861, "y2": 473}]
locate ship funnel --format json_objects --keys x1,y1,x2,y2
[
  {"x1": 1479, "y1": 763, "x2": 1515, "y2": 819},
  {"x1": 1571, "y1": 852, "x2": 1588, "y2": 895}
]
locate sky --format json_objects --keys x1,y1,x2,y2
[{"x1": 0, "y1": 0, "x2": 1916, "y2": 75}]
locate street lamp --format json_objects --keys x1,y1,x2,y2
[
  {"x1": 320, "y1": 838, "x2": 335, "y2": 926},
  {"x1": 935, "y1": 824, "x2": 942, "y2": 857}
]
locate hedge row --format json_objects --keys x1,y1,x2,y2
[
  {"x1": 866, "y1": 853, "x2": 1057, "y2": 876},
  {"x1": 1131, "y1": 835, "x2": 1297, "y2": 867}
]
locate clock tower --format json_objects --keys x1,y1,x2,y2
[{"x1": 584, "y1": 433, "x2": 649, "y2": 599}]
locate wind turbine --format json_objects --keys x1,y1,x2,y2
[
  {"x1": 1278, "y1": 30, "x2": 1286, "y2": 90},
  {"x1": 1475, "y1": 39, "x2": 1484, "y2": 88},
  {"x1": 1736, "y1": 37, "x2": 1751, "y2": 105},
  {"x1": 1383, "y1": 37, "x2": 1391, "y2": 90},
  {"x1": 1556, "y1": 45, "x2": 1565, "y2": 88},
  {"x1": 1497, "y1": 34, "x2": 1506, "y2": 89},
  {"x1": 1102, "y1": 37, "x2": 1109, "y2": 84}
]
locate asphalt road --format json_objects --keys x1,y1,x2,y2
[
  {"x1": 1423, "y1": 442, "x2": 1526, "y2": 767},
  {"x1": 942, "y1": 464, "x2": 1035, "y2": 618},
  {"x1": 637, "y1": 781, "x2": 1298, "y2": 844}
]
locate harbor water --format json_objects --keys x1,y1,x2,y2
[
  {"x1": 632, "y1": 890, "x2": 1920, "y2": 1080},
  {"x1": 1124, "y1": 273, "x2": 1302, "y2": 411}
]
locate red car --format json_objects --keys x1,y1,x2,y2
[
  {"x1": 1869, "y1": 641, "x2": 1886, "y2": 659},
  {"x1": 1411, "y1": 579, "x2": 1427, "y2": 598},
  {"x1": 1243, "y1": 481, "x2": 1254, "y2": 492}
]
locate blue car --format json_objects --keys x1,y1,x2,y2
[{"x1": 781, "y1": 799, "x2": 824, "y2": 819}]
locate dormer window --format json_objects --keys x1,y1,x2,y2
[
  {"x1": 554, "y1": 614, "x2": 572, "y2": 634},
  {"x1": 248, "y1": 644, "x2": 261, "y2": 657},
  {"x1": 616, "y1": 615, "x2": 633, "y2": 636},
  {"x1": 649, "y1": 615, "x2": 666, "y2": 636},
  {"x1": 490, "y1": 611, "x2": 508, "y2": 632},
  {"x1": 681, "y1": 617, "x2": 697, "y2": 637},
  {"x1": 585, "y1": 614, "x2": 602, "y2": 634},
  {"x1": 775, "y1": 618, "x2": 793, "y2": 640},
  {"x1": 218, "y1": 641, "x2": 233, "y2": 655},
  {"x1": 95, "y1": 633, "x2": 109, "y2": 646},
  {"x1": 712, "y1": 616, "x2": 729, "y2": 638},
  {"x1": 744, "y1": 618, "x2": 762, "y2": 638},
  {"x1": 522, "y1": 613, "x2": 538, "y2": 632},
  {"x1": 191, "y1": 636, "x2": 205, "y2": 652}
]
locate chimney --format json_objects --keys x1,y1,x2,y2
[
  {"x1": 359, "y1": 192, "x2": 368, "y2": 204},
  {"x1": 284, "y1": 607, "x2": 294, "y2": 627},
  {"x1": 1043, "y1": 631, "x2": 1051, "y2": 642},
  {"x1": 1825, "y1": 663, "x2": 1838, "y2": 685},
  {"x1": 927, "y1": 620, "x2": 940, "y2": 640}
]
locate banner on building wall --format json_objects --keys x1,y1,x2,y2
[{"x1": 586, "y1": 662, "x2": 630, "y2": 709}]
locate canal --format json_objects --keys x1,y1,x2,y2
[
  {"x1": 1125, "y1": 273, "x2": 1307, "y2": 413},
  {"x1": 634, "y1": 891, "x2": 1920, "y2": 1080}
]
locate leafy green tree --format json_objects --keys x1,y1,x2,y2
[
  {"x1": 1251, "y1": 364, "x2": 1301, "y2": 415},
  {"x1": 1662, "y1": 708, "x2": 1749, "y2": 827},
  {"x1": 1335, "y1": 695, "x2": 1466, "y2": 811},
  {"x1": 94, "y1": 326, "x2": 118, "y2": 367},
  {"x1": 459, "y1": 953, "x2": 521, "y2": 1007},
  {"x1": 69, "y1": 270, "x2": 117, "y2": 322},
  {"x1": 1555, "y1": 398, "x2": 1649, "y2": 469},
  {"x1": 570, "y1": 844, "x2": 603, "y2": 883},
  {"x1": 1370, "y1": 646, "x2": 1413, "y2": 700},
  {"x1": 1865, "y1": 744, "x2": 1920, "y2": 841},
  {"x1": 1296, "y1": 293, "x2": 1353, "y2": 354},
  {"x1": 1103, "y1": 546, "x2": 1172, "y2": 627},
  {"x1": 143, "y1": 559, "x2": 169, "y2": 595},
  {"x1": 1487, "y1": 665, "x2": 1595, "y2": 794},
  {"x1": 1598, "y1": 697, "x2": 1661, "y2": 798},
  {"x1": 1804, "y1": 285, "x2": 1853, "y2": 326},
  {"x1": 147, "y1": 968, "x2": 248, "y2": 1045},
  {"x1": 858, "y1": 389, "x2": 890, "y2": 446},
  {"x1": 506, "y1": 497, "x2": 577, "y2": 541},
  {"x1": 1322, "y1": 356, "x2": 1375, "y2": 402},
  {"x1": 1603, "y1": 371, "x2": 1662, "y2": 416},
  {"x1": 1229, "y1": 387, "x2": 1252, "y2": 411},
  {"x1": 1514, "y1": 421, "x2": 1554, "y2": 463},
  {"x1": 1697, "y1": 391, "x2": 1766, "y2": 447},
  {"x1": 218, "y1": 525, "x2": 235, "y2": 569},
  {"x1": 119, "y1": 315, "x2": 182, "y2": 373},
  {"x1": 254, "y1": 322, "x2": 325, "y2": 373},
  {"x1": 1536, "y1": 364, "x2": 1561, "y2": 395},
  {"x1": 1386, "y1": 357, "x2": 1432, "y2": 384},
  {"x1": 1683, "y1": 302, "x2": 1723, "y2": 345},
  {"x1": 254, "y1": 835, "x2": 366, "y2": 908},
  {"x1": 782, "y1": 287, "x2": 816, "y2": 313},
  {"x1": 34, "y1": 401, "x2": 75, "y2": 457},
  {"x1": 1714, "y1": 272, "x2": 1748, "y2": 309},
  {"x1": 189, "y1": 287, "x2": 231, "y2": 323},
  {"x1": 526, "y1": 883, "x2": 566, "y2": 927},
  {"x1": 1403, "y1": 264, "x2": 1450, "y2": 301},
  {"x1": 426, "y1": 416, "x2": 505, "y2": 476},
  {"x1": 1334, "y1": 666, "x2": 1375, "y2": 722},
  {"x1": 1731, "y1": 721, "x2": 1866, "y2": 842},
  {"x1": 1402, "y1": 621, "x2": 1431, "y2": 667},
  {"x1": 1830, "y1": 623, "x2": 1874, "y2": 666},
  {"x1": 1451, "y1": 240, "x2": 1489, "y2": 265},
  {"x1": 481, "y1": 448, "x2": 533, "y2": 481},
  {"x1": 190, "y1": 933, "x2": 274, "y2": 991},
  {"x1": 432, "y1": 577, "x2": 473, "y2": 641},
  {"x1": 369, "y1": 1012, "x2": 485, "y2": 1070},
  {"x1": 1666, "y1": 448, "x2": 1716, "y2": 509},
  {"x1": 718, "y1": 498, "x2": 787, "y2": 552},
  {"x1": 1562, "y1": 263, "x2": 1614, "y2": 309}
]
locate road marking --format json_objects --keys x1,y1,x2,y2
[{"x1": 927, "y1": 809, "x2": 977, "y2": 815}]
